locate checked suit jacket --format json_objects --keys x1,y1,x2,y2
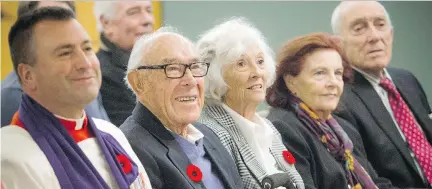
[{"x1": 199, "y1": 103, "x2": 305, "y2": 189}]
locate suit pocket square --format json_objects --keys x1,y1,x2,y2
[{"x1": 428, "y1": 113, "x2": 432, "y2": 119}]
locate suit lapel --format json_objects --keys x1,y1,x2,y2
[
  {"x1": 351, "y1": 72, "x2": 419, "y2": 173},
  {"x1": 132, "y1": 104, "x2": 202, "y2": 188},
  {"x1": 268, "y1": 125, "x2": 294, "y2": 171},
  {"x1": 166, "y1": 141, "x2": 201, "y2": 188},
  {"x1": 205, "y1": 104, "x2": 267, "y2": 182},
  {"x1": 202, "y1": 136, "x2": 233, "y2": 189},
  {"x1": 390, "y1": 70, "x2": 432, "y2": 141},
  {"x1": 267, "y1": 119, "x2": 304, "y2": 189}
]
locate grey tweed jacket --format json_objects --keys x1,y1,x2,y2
[{"x1": 198, "y1": 103, "x2": 305, "y2": 189}]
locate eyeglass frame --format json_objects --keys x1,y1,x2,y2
[{"x1": 134, "y1": 62, "x2": 210, "y2": 79}]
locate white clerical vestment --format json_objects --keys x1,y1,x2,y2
[{"x1": 1, "y1": 117, "x2": 152, "y2": 189}]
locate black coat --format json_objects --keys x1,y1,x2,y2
[
  {"x1": 97, "y1": 33, "x2": 135, "y2": 126},
  {"x1": 334, "y1": 67, "x2": 432, "y2": 188},
  {"x1": 267, "y1": 108, "x2": 397, "y2": 189},
  {"x1": 120, "y1": 103, "x2": 243, "y2": 189}
]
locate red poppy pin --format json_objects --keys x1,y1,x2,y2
[
  {"x1": 186, "y1": 164, "x2": 203, "y2": 182},
  {"x1": 117, "y1": 154, "x2": 132, "y2": 174},
  {"x1": 282, "y1": 150, "x2": 296, "y2": 165}
]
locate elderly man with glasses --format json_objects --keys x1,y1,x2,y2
[{"x1": 119, "y1": 27, "x2": 242, "y2": 189}]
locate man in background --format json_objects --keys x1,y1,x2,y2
[
  {"x1": 93, "y1": 1, "x2": 155, "y2": 126},
  {"x1": 332, "y1": 1, "x2": 432, "y2": 187}
]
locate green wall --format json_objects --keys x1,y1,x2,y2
[{"x1": 163, "y1": 1, "x2": 432, "y2": 109}]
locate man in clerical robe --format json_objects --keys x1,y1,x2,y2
[{"x1": 1, "y1": 7, "x2": 151, "y2": 189}]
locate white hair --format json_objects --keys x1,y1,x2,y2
[
  {"x1": 93, "y1": 1, "x2": 119, "y2": 32},
  {"x1": 124, "y1": 26, "x2": 193, "y2": 90},
  {"x1": 196, "y1": 17, "x2": 276, "y2": 102},
  {"x1": 331, "y1": 1, "x2": 392, "y2": 34}
]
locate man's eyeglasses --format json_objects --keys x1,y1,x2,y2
[{"x1": 135, "y1": 62, "x2": 210, "y2": 79}]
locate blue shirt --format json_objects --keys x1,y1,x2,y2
[{"x1": 174, "y1": 131, "x2": 224, "y2": 189}]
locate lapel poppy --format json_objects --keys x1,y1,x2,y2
[
  {"x1": 186, "y1": 164, "x2": 203, "y2": 182},
  {"x1": 282, "y1": 150, "x2": 296, "y2": 164},
  {"x1": 117, "y1": 154, "x2": 132, "y2": 174}
]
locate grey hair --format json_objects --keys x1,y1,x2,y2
[
  {"x1": 93, "y1": 1, "x2": 118, "y2": 32},
  {"x1": 124, "y1": 26, "x2": 193, "y2": 90},
  {"x1": 331, "y1": 1, "x2": 392, "y2": 34},
  {"x1": 196, "y1": 17, "x2": 276, "y2": 102}
]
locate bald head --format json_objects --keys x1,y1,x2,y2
[
  {"x1": 331, "y1": 1, "x2": 394, "y2": 78},
  {"x1": 125, "y1": 27, "x2": 204, "y2": 132},
  {"x1": 142, "y1": 34, "x2": 196, "y2": 67},
  {"x1": 331, "y1": 1, "x2": 392, "y2": 34},
  {"x1": 125, "y1": 27, "x2": 197, "y2": 88},
  {"x1": 127, "y1": 27, "x2": 195, "y2": 71}
]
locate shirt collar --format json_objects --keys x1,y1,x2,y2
[
  {"x1": 222, "y1": 103, "x2": 255, "y2": 126},
  {"x1": 54, "y1": 111, "x2": 86, "y2": 130},
  {"x1": 221, "y1": 103, "x2": 273, "y2": 137},
  {"x1": 166, "y1": 124, "x2": 204, "y2": 144},
  {"x1": 352, "y1": 66, "x2": 393, "y2": 86}
]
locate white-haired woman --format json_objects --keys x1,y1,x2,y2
[{"x1": 197, "y1": 17, "x2": 305, "y2": 189}]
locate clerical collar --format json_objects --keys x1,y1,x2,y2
[{"x1": 54, "y1": 111, "x2": 86, "y2": 131}]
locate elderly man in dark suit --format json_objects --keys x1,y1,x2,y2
[
  {"x1": 332, "y1": 1, "x2": 432, "y2": 188},
  {"x1": 119, "y1": 27, "x2": 243, "y2": 189}
]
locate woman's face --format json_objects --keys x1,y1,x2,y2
[
  {"x1": 285, "y1": 49, "x2": 344, "y2": 118},
  {"x1": 223, "y1": 45, "x2": 268, "y2": 105}
]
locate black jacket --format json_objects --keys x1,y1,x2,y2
[
  {"x1": 97, "y1": 33, "x2": 135, "y2": 126},
  {"x1": 267, "y1": 108, "x2": 398, "y2": 189},
  {"x1": 334, "y1": 67, "x2": 432, "y2": 188},
  {"x1": 120, "y1": 103, "x2": 243, "y2": 189}
]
